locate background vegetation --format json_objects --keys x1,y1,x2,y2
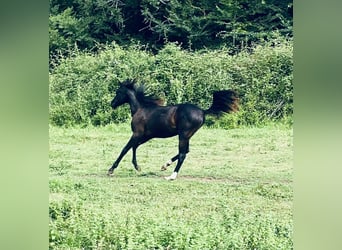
[
  {"x1": 49, "y1": 0, "x2": 293, "y2": 128},
  {"x1": 49, "y1": 0, "x2": 292, "y2": 56},
  {"x1": 49, "y1": 38, "x2": 292, "y2": 127}
]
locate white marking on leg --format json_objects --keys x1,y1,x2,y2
[
  {"x1": 165, "y1": 172, "x2": 177, "y2": 180},
  {"x1": 161, "y1": 159, "x2": 172, "y2": 171}
]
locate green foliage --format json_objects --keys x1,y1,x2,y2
[
  {"x1": 49, "y1": 0, "x2": 125, "y2": 57},
  {"x1": 141, "y1": 0, "x2": 293, "y2": 51},
  {"x1": 49, "y1": 125, "x2": 293, "y2": 249},
  {"x1": 49, "y1": 7, "x2": 90, "y2": 57},
  {"x1": 50, "y1": 38, "x2": 293, "y2": 127},
  {"x1": 49, "y1": 204, "x2": 292, "y2": 249},
  {"x1": 49, "y1": 0, "x2": 293, "y2": 56},
  {"x1": 49, "y1": 44, "x2": 153, "y2": 126}
]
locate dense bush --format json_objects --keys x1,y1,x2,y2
[{"x1": 49, "y1": 38, "x2": 292, "y2": 128}]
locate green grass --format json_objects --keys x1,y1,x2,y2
[{"x1": 49, "y1": 124, "x2": 293, "y2": 249}]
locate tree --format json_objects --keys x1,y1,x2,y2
[{"x1": 49, "y1": 0, "x2": 293, "y2": 58}]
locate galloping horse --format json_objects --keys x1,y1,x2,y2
[{"x1": 107, "y1": 79, "x2": 239, "y2": 180}]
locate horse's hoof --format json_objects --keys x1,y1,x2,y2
[
  {"x1": 164, "y1": 172, "x2": 177, "y2": 181},
  {"x1": 161, "y1": 160, "x2": 172, "y2": 171},
  {"x1": 107, "y1": 169, "x2": 114, "y2": 176},
  {"x1": 135, "y1": 166, "x2": 141, "y2": 172},
  {"x1": 164, "y1": 176, "x2": 176, "y2": 181}
]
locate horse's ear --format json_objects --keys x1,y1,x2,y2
[{"x1": 121, "y1": 79, "x2": 136, "y2": 89}]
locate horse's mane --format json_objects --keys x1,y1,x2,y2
[
  {"x1": 121, "y1": 79, "x2": 164, "y2": 107},
  {"x1": 136, "y1": 86, "x2": 165, "y2": 107}
]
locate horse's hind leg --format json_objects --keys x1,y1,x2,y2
[
  {"x1": 161, "y1": 154, "x2": 179, "y2": 171},
  {"x1": 165, "y1": 138, "x2": 189, "y2": 180},
  {"x1": 161, "y1": 138, "x2": 192, "y2": 171}
]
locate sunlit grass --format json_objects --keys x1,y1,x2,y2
[{"x1": 49, "y1": 124, "x2": 293, "y2": 249}]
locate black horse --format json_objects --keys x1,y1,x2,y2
[{"x1": 107, "y1": 79, "x2": 239, "y2": 180}]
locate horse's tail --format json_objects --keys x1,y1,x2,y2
[{"x1": 204, "y1": 90, "x2": 239, "y2": 116}]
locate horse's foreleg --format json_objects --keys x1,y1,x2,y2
[
  {"x1": 108, "y1": 136, "x2": 136, "y2": 175},
  {"x1": 131, "y1": 136, "x2": 150, "y2": 172},
  {"x1": 132, "y1": 145, "x2": 141, "y2": 171}
]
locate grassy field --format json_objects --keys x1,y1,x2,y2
[{"x1": 49, "y1": 124, "x2": 293, "y2": 249}]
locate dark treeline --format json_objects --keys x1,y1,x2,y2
[{"x1": 50, "y1": 0, "x2": 293, "y2": 58}]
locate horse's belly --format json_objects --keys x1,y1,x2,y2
[{"x1": 153, "y1": 128, "x2": 178, "y2": 138}]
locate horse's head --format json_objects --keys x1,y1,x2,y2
[{"x1": 110, "y1": 80, "x2": 135, "y2": 109}]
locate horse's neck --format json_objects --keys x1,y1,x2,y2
[{"x1": 127, "y1": 90, "x2": 141, "y2": 116}]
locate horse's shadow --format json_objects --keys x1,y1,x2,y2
[{"x1": 137, "y1": 171, "x2": 163, "y2": 178}]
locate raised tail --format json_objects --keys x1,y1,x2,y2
[{"x1": 204, "y1": 90, "x2": 239, "y2": 116}]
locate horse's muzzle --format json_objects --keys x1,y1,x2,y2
[{"x1": 111, "y1": 101, "x2": 118, "y2": 109}]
